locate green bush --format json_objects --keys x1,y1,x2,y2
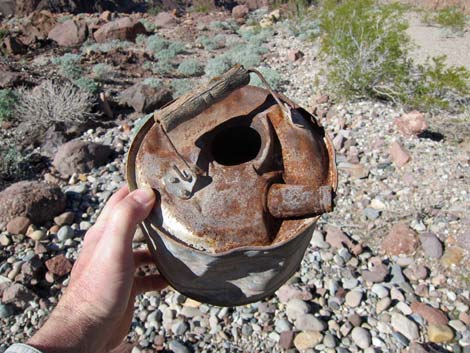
[
  {"x1": 139, "y1": 19, "x2": 156, "y2": 32},
  {"x1": 209, "y1": 20, "x2": 239, "y2": 32},
  {"x1": 433, "y1": 6, "x2": 467, "y2": 32},
  {"x1": 205, "y1": 56, "x2": 232, "y2": 78},
  {"x1": 197, "y1": 34, "x2": 226, "y2": 50},
  {"x1": 318, "y1": 0, "x2": 470, "y2": 112},
  {"x1": 82, "y1": 40, "x2": 132, "y2": 54},
  {"x1": 143, "y1": 78, "x2": 163, "y2": 88},
  {"x1": 0, "y1": 146, "x2": 29, "y2": 188},
  {"x1": 205, "y1": 42, "x2": 268, "y2": 79},
  {"x1": 177, "y1": 59, "x2": 205, "y2": 77},
  {"x1": 0, "y1": 89, "x2": 18, "y2": 123},
  {"x1": 410, "y1": 56, "x2": 470, "y2": 111},
  {"x1": 92, "y1": 63, "x2": 113, "y2": 80},
  {"x1": 149, "y1": 59, "x2": 174, "y2": 76},
  {"x1": 74, "y1": 77, "x2": 100, "y2": 94},
  {"x1": 146, "y1": 35, "x2": 186, "y2": 60},
  {"x1": 319, "y1": 0, "x2": 410, "y2": 99},
  {"x1": 52, "y1": 53, "x2": 83, "y2": 80},
  {"x1": 250, "y1": 67, "x2": 283, "y2": 91},
  {"x1": 146, "y1": 34, "x2": 169, "y2": 53},
  {"x1": 171, "y1": 79, "x2": 193, "y2": 97}
]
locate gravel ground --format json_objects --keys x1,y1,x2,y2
[{"x1": 1, "y1": 10, "x2": 469, "y2": 353}]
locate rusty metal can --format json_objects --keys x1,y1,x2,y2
[{"x1": 127, "y1": 66, "x2": 337, "y2": 306}]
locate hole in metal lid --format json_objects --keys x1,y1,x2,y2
[{"x1": 211, "y1": 126, "x2": 262, "y2": 166}]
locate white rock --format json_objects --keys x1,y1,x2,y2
[{"x1": 351, "y1": 327, "x2": 371, "y2": 349}]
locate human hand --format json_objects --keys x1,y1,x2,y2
[{"x1": 28, "y1": 186, "x2": 167, "y2": 353}]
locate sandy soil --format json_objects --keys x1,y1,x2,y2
[{"x1": 407, "y1": 12, "x2": 470, "y2": 69}]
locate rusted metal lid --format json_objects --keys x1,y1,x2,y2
[{"x1": 127, "y1": 68, "x2": 337, "y2": 254}]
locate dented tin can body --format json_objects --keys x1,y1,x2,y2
[{"x1": 127, "y1": 84, "x2": 337, "y2": 306}]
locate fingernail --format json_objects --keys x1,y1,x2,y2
[{"x1": 132, "y1": 187, "x2": 155, "y2": 205}]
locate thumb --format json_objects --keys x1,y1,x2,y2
[{"x1": 95, "y1": 187, "x2": 156, "y2": 260}]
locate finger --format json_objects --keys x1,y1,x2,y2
[
  {"x1": 93, "y1": 186, "x2": 130, "y2": 229},
  {"x1": 82, "y1": 186, "x2": 130, "y2": 249},
  {"x1": 134, "y1": 274, "x2": 168, "y2": 295},
  {"x1": 133, "y1": 249, "x2": 155, "y2": 268},
  {"x1": 94, "y1": 188, "x2": 156, "y2": 263}
]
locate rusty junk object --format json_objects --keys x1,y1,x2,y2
[{"x1": 127, "y1": 65, "x2": 337, "y2": 306}]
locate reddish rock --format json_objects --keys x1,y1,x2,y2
[
  {"x1": 395, "y1": 111, "x2": 428, "y2": 136},
  {"x1": 18, "y1": 10, "x2": 56, "y2": 44},
  {"x1": 2, "y1": 283, "x2": 36, "y2": 309},
  {"x1": 324, "y1": 225, "x2": 354, "y2": 250},
  {"x1": 94, "y1": 17, "x2": 147, "y2": 43},
  {"x1": 276, "y1": 284, "x2": 313, "y2": 304},
  {"x1": 34, "y1": 241, "x2": 47, "y2": 255},
  {"x1": 1, "y1": 36, "x2": 28, "y2": 55},
  {"x1": 381, "y1": 223, "x2": 418, "y2": 256},
  {"x1": 99, "y1": 10, "x2": 112, "y2": 22},
  {"x1": 6, "y1": 216, "x2": 31, "y2": 235},
  {"x1": 0, "y1": 69, "x2": 23, "y2": 88},
  {"x1": 53, "y1": 140, "x2": 113, "y2": 177},
  {"x1": 389, "y1": 141, "x2": 411, "y2": 167},
  {"x1": 154, "y1": 12, "x2": 177, "y2": 28},
  {"x1": 53, "y1": 211, "x2": 74, "y2": 226},
  {"x1": 0, "y1": 181, "x2": 66, "y2": 225},
  {"x1": 48, "y1": 19, "x2": 88, "y2": 46},
  {"x1": 403, "y1": 263, "x2": 428, "y2": 281},
  {"x1": 459, "y1": 312, "x2": 470, "y2": 325},
  {"x1": 232, "y1": 5, "x2": 249, "y2": 19},
  {"x1": 339, "y1": 162, "x2": 369, "y2": 179},
  {"x1": 279, "y1": 331, "x2": 294, "y2": 349},
  {"x1": 287, "y1": 49, "x2": 304, "y2": 62},
  {"x1": 119, "y1": 81, "x2": 173, "y2": 113},
  {"x1": 362, "y1": 260, "x2": 389, "y2": 283},
  {"x1": 410, "y1": 302, "x2": 448, "y2": 325},
  {"x1": 316, "y1": 94, "x2": 329, "y2": 104},
  {"x1": 45, "y1": 254, "x2": 73, "y2": 276}
]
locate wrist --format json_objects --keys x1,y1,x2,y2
[{"x1": 27, "y1": 298, "x2": 100, "y2": 353}]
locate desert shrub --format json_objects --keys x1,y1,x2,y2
[
  {"x1": 0, "y1": 146, "x2": 28, "y2": 188},
  {"x1": 433, "y1": 6, "x2": 467, "y2": 32},
  {"x1": 52, "y1": 53, "x2": 83, "y2": 80},
  {"x1": 409, "y1": 56, "x2": 470, "y2": 111},
  {"x1": 275, "y1": 0, "x2": 317, "y2": 20},
  {"x1": 146, "y1": 34, "x2": 169, "y2": 53},
  {"x1": 143, "y1": 78, "x2": 163, "y2": 88},
  {"x1": 140, "y1": 19, "x2": 156, "y2": 32},
  {"x1": 205, "y1": 56, "x2": 232, "y2": 78},
  {"x1": 321, "y1": 0, "x2": 470, "y2": 111},
  {"x1": 92, "y1": 63, "x2": 113, "y2": 80},
  {"x1": 319, "y1": 0, "x2": 470, "y2": 112},
  {"x1": 209, "y1": 20, "x2": 239, "y2": 33},
  {"x1": 319, "y1": 0, "x2": 410, "y2": 99},
  {"x1": 144, "y1": 60, "x2": 172, "y2": 76},
  {"x1": 192, "y1": 0, "x2": 215, "y2": 13},
  {"x1": 280, "y1": 18, "x2": 321, "y2": 41},
  {"x1": 238, "y1": 27, "x2": 273, "y2": 45},
  {"x1": 82, "y1": 40, "x2": 132, "y2": 54},
  {"x1": 171, "y1": 79, "x2": 192, "y2": 97},
  {"x1": 177, "y1": 59, "x2": 205, "y2": 77},
  {"x1": 0, "y1": 28, "x2": 9, "y2": 42},
  {"x1": 16, "y1": 80, "x2": 94, "y2": 132},
  {"x1": 0, "y1": 89, "x2": 18, "y2": 123},
  {"x1": 147, "y1": 35, "x2": 186, "y2": 60},
  {"x1": 250, "y1": 67, "x2": 283, "y2": 91},
  {"x1": 197, "y1": 34, "x2": 226, "y2": 50},
  {"x1": 205, "y1": 42, "x2": 268, "y2": 78},
  {"x1": 74, "y1": 78, "x2": 100, "y2": 94}
]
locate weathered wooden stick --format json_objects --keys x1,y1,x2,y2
[{"x1": 154, "y1": 64, "x2": 251, "y2": 131}]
